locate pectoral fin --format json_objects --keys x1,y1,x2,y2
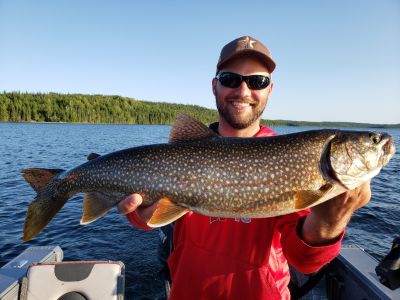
[
  {"x1": 147, "y1": 198, "x2": 189, "y2": 227},
  {"x1": 294, "y1": 184, "x2": 334, "y2": 209}
]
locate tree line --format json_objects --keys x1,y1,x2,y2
[
  {"x1": 1, "y1": 92, "x2": 398, "y2": 128},
  {"x1": 0, "y1": 92, "x2": 220, "y2": 125}
]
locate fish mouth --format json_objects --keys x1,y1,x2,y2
[{"x1": 381, "y1": 135, "x2": 396, "y2": 165}]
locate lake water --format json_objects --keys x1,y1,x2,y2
[{"x1": 0, "y1": 123, "x2": 399, "y2": 300}]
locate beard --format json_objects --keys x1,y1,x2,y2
[{"x1": 215, "y1": 91, "x2": 267, "y2": 130}]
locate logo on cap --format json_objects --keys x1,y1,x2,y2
[{"x1": 238, "y1": 36, "x2": 255, "y2": 49}]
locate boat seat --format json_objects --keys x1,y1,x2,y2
[{"x1": 19, "y1": 261, "x2": 125, "y2": 300}]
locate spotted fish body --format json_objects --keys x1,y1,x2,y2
[{"x1": 22, "y1": 114, "x2": 395, "y2": 241}]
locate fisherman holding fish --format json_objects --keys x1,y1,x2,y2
[
  {"x1": 117, "y1": 36, "x2": 373, "y2": 299},
  {"x1": 22, "y1": 35, "x2": 395, "y2": 299}
]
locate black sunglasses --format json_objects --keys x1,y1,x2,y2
[{"x1": 215, "y1": 72, "x2": 270, "y2": 90}]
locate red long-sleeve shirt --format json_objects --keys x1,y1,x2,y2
[{"x1": 127, "y1": 125, "x2": 342, "y2": 299}]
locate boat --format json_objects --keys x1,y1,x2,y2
[
  {"x1": 0, "y1": 239, "x2": 399, "y2": 299},
  {"x1": 290, "y1": 237, "x2": 400, "y2": 299},
  {"x1": 0, "y1": 246, "x2": 124, "y2": 300}
]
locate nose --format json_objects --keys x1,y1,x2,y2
[{"x1": 234, "y1": 80, "x2": 252, "y2": 98}]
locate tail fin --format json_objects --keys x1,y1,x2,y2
[
  {"x1": 21, "y1": 168, "x2": 68, "y2": 241},
  {"x1": 22, "y1": 168, "x2": 65, "y2": 193}
]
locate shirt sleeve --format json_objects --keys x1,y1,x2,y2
[
  {"x1": 125, "y1": 211, "x2": 154, "y2": 230},
  {"x1": 276, "y1": 210, "x2": 343, "y2": 274}
]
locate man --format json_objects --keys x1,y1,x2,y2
[{"x1": 118, "y1": 36, "x2": 371, "y2": 299}]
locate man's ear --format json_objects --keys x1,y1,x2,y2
[
  {"x1": 212, "y1": 78, "x2": 217, "y2": 95},
  {"x1": 269, "y1": 81, "x2": 274, "y2": 93}
]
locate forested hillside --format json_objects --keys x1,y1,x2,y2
[
  {"x1": 1, "y1": 92, "x2": 398, "y2": 128},
  {"x1": 0, "y1": 92, "x2": 219, "y2": 124}
]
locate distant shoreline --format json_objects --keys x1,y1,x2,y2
[
  {"x1": 0, "y1": 121, "x2": 170, "y2": 126},
  {"x1": 2, "y1": 120, "x2": 399, "y2": 129},
  {"x1": 1, "y1": 92, "x2": 399, "y2": 128}
]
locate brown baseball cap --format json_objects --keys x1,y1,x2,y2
[{"x1": 217, "y1": 35, "x2": 276, "y2": 73}]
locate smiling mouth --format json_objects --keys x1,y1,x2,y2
[
  {"x1": 231, "y1": 102, "x2": 251, "y2": 108},
  {"x1": 228, "y1": 99, "x2": 258, "y2": 110}
]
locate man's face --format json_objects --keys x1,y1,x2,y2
[{"x1": 212, "y1": 56, "x2": 273, "y2": 129}]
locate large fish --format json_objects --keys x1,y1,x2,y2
[{"x1": 22, "y1": 114, "x2": 395, "y2": 241}]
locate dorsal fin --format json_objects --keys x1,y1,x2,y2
[{"x1": 169, "y1": 114, "x2": 219, "y2": 143}]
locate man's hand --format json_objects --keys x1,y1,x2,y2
[
  {"x1": 117, "y1": 194, "x2": 158, "y2": 223},
  {"x1": 301, "y1": 181, "x2": 372, "y2": 246}
]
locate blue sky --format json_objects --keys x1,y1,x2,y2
[{"x1": 1, "y1": 0, "x2": 399, "y2": 124}]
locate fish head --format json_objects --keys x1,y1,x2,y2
[{"x1": 328, "y1": 131, "x2": 395, "y2": 190}]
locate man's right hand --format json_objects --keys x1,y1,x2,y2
[{"x1": 117, "y1": 194, "x2": 159, "y2": 223}]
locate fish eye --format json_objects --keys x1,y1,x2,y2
[{"x1": 369, "y1": 132, "x2": 381, "y2": 144}]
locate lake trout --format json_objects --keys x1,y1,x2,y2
[{"x1": 22, "y1": 114, "x2": 395, "y2": 241}]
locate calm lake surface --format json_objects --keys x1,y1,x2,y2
[{"x1": 0, "y1": 123, "x2": 399, "y2": 299}]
